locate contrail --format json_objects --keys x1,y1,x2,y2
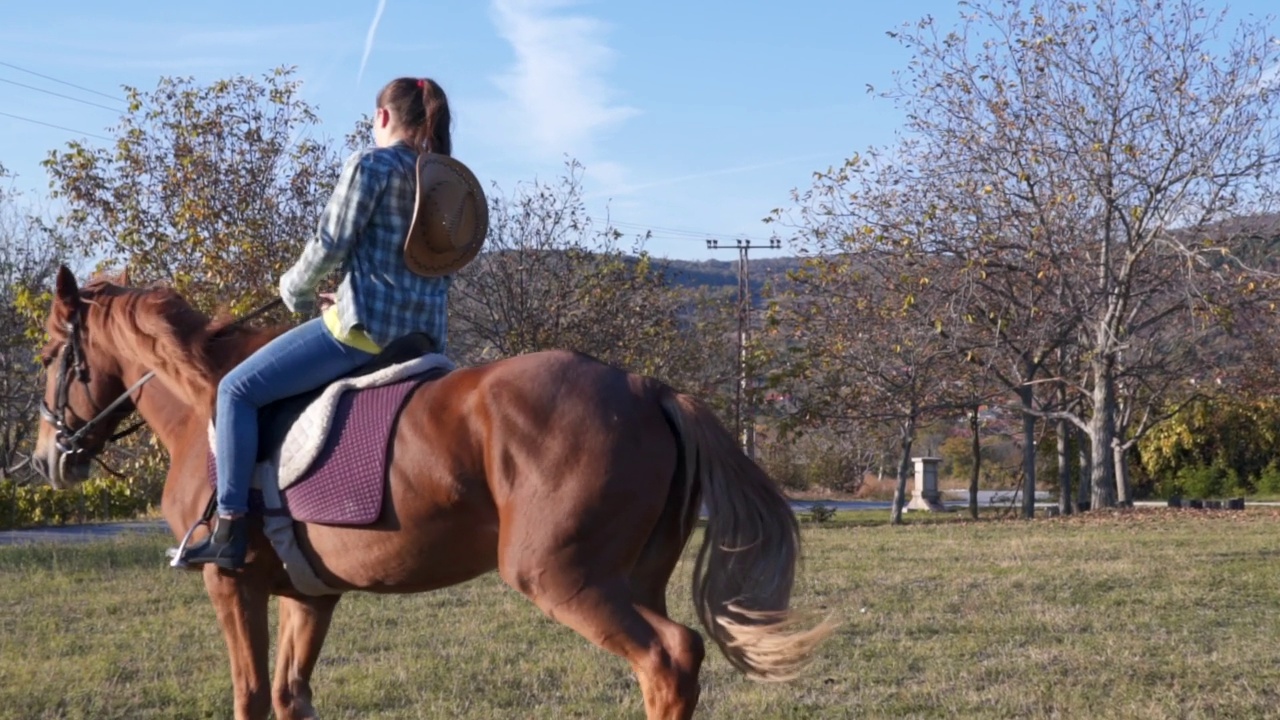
[{"x1": 358, "y1": 0, "x2": 387, "y2": 86}]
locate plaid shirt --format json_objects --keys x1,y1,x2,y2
[{"x1": 279, "y1": 141, "x2": 451, "y2": 352}]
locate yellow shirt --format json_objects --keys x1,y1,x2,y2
[{"x1": 323, "y1": 305, "x2": 382, "y2": 354}]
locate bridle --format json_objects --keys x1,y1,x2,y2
[
  {"x1": 38, "y1": 297, "x2": 283, "y2": 464},
  {"x1": 38, "y1": 308, "x2": 149, "y2": 461}
]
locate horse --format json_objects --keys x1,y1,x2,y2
[{"x1": 30, "y1": 266, "x2": 834, "y2": 720}]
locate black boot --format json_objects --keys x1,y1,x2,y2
[{"x1": 178, "y1": 515, "x2": 248, "y2": 570}]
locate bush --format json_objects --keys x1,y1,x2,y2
[
  {"x1": 1257, "y1": 461, "x2": 1280, "y2": 495},
  {"x1": 807, "y1": 502, "x2": 837, "y2": 523},
  {"x1": 1160, "y1": 464, "x2": 1245, "y2": 500},
  {"x1": 0, "y1": 475, "x2": 160, "y2": 530}
]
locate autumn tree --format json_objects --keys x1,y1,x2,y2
[
  {"x1": 29, "y1": 68, "x2": 364, "y2": 497},
  {"x1": 767, "y1": 220, "x2": 978, "y2": 522},
  {"x1": 783, "y1": 0, "x2": 1280, "y2": 510},
  {"x1": 449, "y1": 160, "x2": 739, "y2": 406},
  {"x1": 0, "y1": 166, "x2": 73, "y2": 481},
  {"x1": 42, "y1": 66, "x2": 349, "y2": 316}
]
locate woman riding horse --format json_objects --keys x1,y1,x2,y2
[
  {"x1": 182, "y1": 76, "x2": 470, "y2": 569},
  {"x1": 30, "y1": 75, "x2": 834, "y2": 720}
]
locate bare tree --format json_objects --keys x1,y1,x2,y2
[
  {"x1": 450, "y1": 160, "x2": 739, "y2": 406},
  {"x1": 785, "y1": 0, "x2": 1280, "y2": 509},
  {"x1": 767, "y1": 234, "x2": 973, "y2": 523}
]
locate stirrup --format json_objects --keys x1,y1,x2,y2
[
  {"x1": 166, "y1": 495, "x2": 216, "y2": 569},
  {"x1": 166, "y1": 516, "x2": 210, "y2": 569}
]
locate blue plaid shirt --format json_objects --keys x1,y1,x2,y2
[{"x1": 279, "y1": 141, "x2": 451, "y2": 352}]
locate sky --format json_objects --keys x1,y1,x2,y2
[{"x1": 0, "y1": 0, "x2": 1276, "y2": 261}]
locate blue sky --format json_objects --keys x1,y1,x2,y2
[{"x1": 0, "y1": 1, "x2": 1275, "y2": 260}]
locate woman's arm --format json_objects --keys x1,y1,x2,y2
[{"x1": 279, "y1": 150, "x2": 389, "y2": 314}]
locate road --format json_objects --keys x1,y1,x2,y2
[
  {"x1": 0, "y1": 490, "x2": 1058, "y2": 546},
  {"x1": 0, "y1": 519, "x2": 170, "y2": 546}
]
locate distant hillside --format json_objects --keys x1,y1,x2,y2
[
  {"x1": 653, "y1": 213, "x2": 1280, "y2": 291},
  {"x1": 473, "y1": 211, "x2": 1280, "y2": 303},
  {"x1": 660, "y1": 257, "x2": 808, "y2": 295}
]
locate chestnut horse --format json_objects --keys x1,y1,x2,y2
[{"x1": 31, "y1": 267, "x2": 833, "y2": 720}]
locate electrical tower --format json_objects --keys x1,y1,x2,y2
[{"x1": 706, "y1": 237, "x2": 781, "y2": 459}]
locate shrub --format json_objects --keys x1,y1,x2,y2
[
  {"x1": 807, "y1": 502, "x2": 837, "y2": 523},
  {"x1": 1257, "y1": 461, "x2": 1280, "y2": 495},
  {"x1": 1162, "y1": 464, "x2": 1245, "y2": 500},
  {"x1": 0, "y1": 475, "x2": 159, "y2": 530}
]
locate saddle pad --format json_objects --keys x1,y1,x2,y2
[
  {"x1": 281, "y1": 375, "x2": 426, "y2": 525},
  {"x1": 205, "y1": 355, "x2": 453, "y2": 525},
  {"x1": 205, "y1": 374, "x2": 429, "y2": 525},
  {"x1": 277, "y1": 354, "x2": 455, "y2": 487}
]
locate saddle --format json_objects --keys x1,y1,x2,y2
[
  {"x1": 201, "y1": 330, "x2": 454, "y2": 522},
  {"x1": 175, "y1": 333, "x2": 455, "y2": 591},
  {"x1": 255, "y1": 332, "x2": 438, "y2": 462}
]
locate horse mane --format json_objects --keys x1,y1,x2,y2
[{"x1": 76, "y1": 272, "x2": 288, "y2": 410}]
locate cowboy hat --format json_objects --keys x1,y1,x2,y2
[{"x1": 403, "y1": 153, "x2": 489, "y2": 277}]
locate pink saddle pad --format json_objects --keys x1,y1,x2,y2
[{"x1": 206, "y1": 374, "x2": 431, "y2": 525}]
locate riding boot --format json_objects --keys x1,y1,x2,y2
[{"x1": 178, "y1": 515, "x2": 248, "y2": 570}]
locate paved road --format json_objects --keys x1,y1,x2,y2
[
  {"x1": 0, "y1": 519, "x2": 169, "y2": 546},
  {"x1": 0, "y1": 491, "x2": 1059, "y2": 546}
]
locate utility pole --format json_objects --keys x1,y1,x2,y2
[{"x1": 706, "y1": 237, "x2": 780, "y2": 460}]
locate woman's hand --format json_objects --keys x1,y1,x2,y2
[{"x1": 318, "y1": 292, "x2": 336, "y2": 311}]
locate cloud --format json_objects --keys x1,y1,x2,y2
[
  {"x1": 0, "y1": 19, "x2": 347, "y2": 75},
  {"x1": 487, "y1": 0, "x2": 638, "y2": 159},
  {"x1": 358, "y1": 0, "x2": 388, "y2": 87}
]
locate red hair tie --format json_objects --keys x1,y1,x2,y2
[{"x1": 416, "y1": 79, "x2": 425, "y2": 88}]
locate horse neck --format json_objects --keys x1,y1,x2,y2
[
  {"x1": 106, "y1": 334, "x2": 209, "y2": 456},
  {"x1": 93, "y1": 296, "x2": 266, "y2": 450},
  {"x1": 131, "y1": 366, "x2": 205, "y2": 456}
]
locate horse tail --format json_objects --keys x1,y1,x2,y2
[{"x1": 658, "y1": 389, "x2": 836, "y2": 682}]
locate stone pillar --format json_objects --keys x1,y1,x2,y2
[{"x1": 906, "y1": 456, "x2": 946, "y2": 512}]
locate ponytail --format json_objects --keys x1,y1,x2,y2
[{"x1": 376, "y1": 77, "x2": 453, "y2": 156}]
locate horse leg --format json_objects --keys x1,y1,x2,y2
[
  {"x1": 628, "y1": 517, "x2": 706, "y2": 718},
  {"x1": 635, "y1": 604, "x2": 706, "y2": 720},
  {"x1": 628, "y1": 479, "x2": 698, "y2": 617},
  {"x1": 272, "y1": 594, "x2": 341, "y2": 720},
  {"x1": 508, "y1": 574, "x2": 703, "y2": 720},
  {"x1": 204, "y1": 568, "x2": 273, "y2": 720}
]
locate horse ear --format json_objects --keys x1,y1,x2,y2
[
  {"x1": 55, "y1": 265, "x2": 80, "y2": 309},
  {"x1": 118, "y1": 264, "x2": 131, "y2": 287}
]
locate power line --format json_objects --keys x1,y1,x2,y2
[
  {"x1": 0, "y1": 110, "x2": 112, "y2": 141},
  {"x1": 0, "y1": 60, "x2": 126, "y2": 103},
  {"x1": 0, "y1": 77, "x2": 123, "y2": 113},
  {"x1": 607, "y1": 219, "x2": 774, "y2": 244}
]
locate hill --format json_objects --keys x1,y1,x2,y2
[{"x1": 660, "y1": 257, "x2": 808, "y2": 296}]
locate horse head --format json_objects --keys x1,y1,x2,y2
[{"x1": 32, "y1": 266, "x2": 137, "y2": 489}]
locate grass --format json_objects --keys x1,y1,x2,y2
[{"x1": 4, "y1": 508, "x2": 1280, "y2": 718}]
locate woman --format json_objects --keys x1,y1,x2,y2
[{"x1": 181, "y1": 77, "x2": 456, "y2": 569}]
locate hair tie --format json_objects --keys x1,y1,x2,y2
[{"x1": 416, "y1": 79, "x2": 425, "y2": 88}]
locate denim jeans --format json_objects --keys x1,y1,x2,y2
[{"x1": 214, "y1": 317, "x2": 376, "y2": 515}]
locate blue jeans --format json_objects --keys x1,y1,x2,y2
[{"x1": 214, "y1": 317, "x2": 376, "y2": 515}]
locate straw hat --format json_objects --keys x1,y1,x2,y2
[{"x1": 403, "y1": 153, "x2": 488, "y2": 277}]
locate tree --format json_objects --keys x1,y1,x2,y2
[
  {"x1": 0, "y1": 166, "x2": 71, "y2": 481},
  {"x1": 449, "y1": 160, "x2": 738, "y2": 404},
  {"x1": 789, "y1": 0, "x2": 1280, "y2": 509},
  {"x1": 766, "y1": 235, "x2": 971, "y2": 523},
  {"x1": 42, "y1": 66, "x2": 349, "y2": 316},
  {"x1": 32, "y1": 67, "x2": 362, "y2": 498}
]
